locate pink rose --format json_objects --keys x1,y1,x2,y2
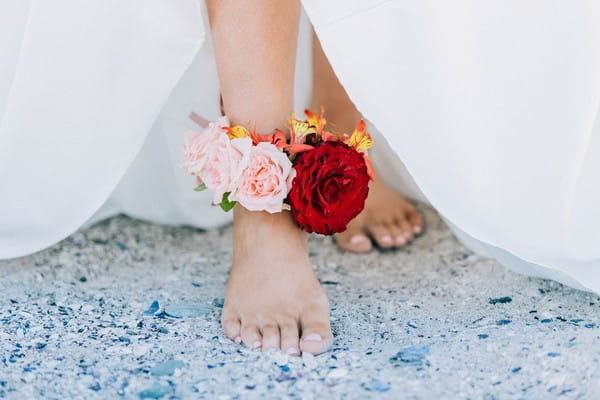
[
  {"x1": 182, "y1": 117, "x2": 242, "y2": 203},
  {"x1": 229, "y1": 141, "x2": 293, "y2": 213}
]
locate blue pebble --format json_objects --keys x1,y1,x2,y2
[
  {"x1": 390, "y1": 344, "x2": 430, "y2": 366},
  {"x1": 496, "y1": 319, "x2": 512, "y2": 325},
  {"x1": 279, "y1": 365, "x2": 290, "y2": 373},
  {"x1": 512, "y1": 367, "x2": 522, "y2": 373},
  {"x1": 488, "y1": 296, "x2": 512, "y2": 305},
  {"x1": 547, "y1": 352, "x2": 560, "y2": 357},
  {"x1": 89, "y1": 383, "x2": 101, "y2": 391},
  {"x1": 139, "y1": 384, "x2": 173, "y2": 399},
  {"x1": 540, "y1": 319, "x2": 553, "y2": 323},
  {"x1": 212, "y1": 298, "x2": 224, "y2": 308},
  {"x1": 143, "y1": 300, "x2": 161, "y2": 316},
  {"x1": 150, "y1": 360, "x2": 185, "y2": 376},
  {"x1": 119, "y1": 336, "x2": 131, "y2": 344},
  {"x1": 164, "y1": 304, "x2": 210, "y2": 318},
  {"x1": 584, "y1": 323, "x2": 596, "y2": 328},
  {"x1": 116, "y1": 241, "x2": 128, "y2": 251},
  {"x1": 477, "y1": 334, "x2": 489, "y2": 339},
  {"x1": 371, "y1": 379, "x2": 391, "y2": 392}
]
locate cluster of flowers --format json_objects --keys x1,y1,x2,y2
[{"x1": 182, "y1": 109, "x2": 374, "y2": 235}]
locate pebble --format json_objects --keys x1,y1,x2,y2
[
  {"x1": 150, "y1": 360, "x2": 185, "y2": 376},
  {"x1": 164, "y1": 304, "x2": 211, "y2": 318},
  {"x1": 328, "y1": 368, "x2": 348, "y2": 379},
  {"x1": 138, "y1": 384, "x2": 173, "y2": 399},
  {"x1": 143, "y1": 300, "x2": 161, "y2": 316},
  {"x1": 390, "y1": 345, "x2": 430, "y2": 367},
  {"x1": 488, "y1": 296, "x2": 513, "y2": 305},
  {"x1": 370, "y1": 379, "x2": 391, "y2": 392}
]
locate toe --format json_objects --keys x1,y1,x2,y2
[
  {"x1": 299, "y1": 306, "x2": 332, "y2": 355},
  {"x1": 221, "y1": 314, "x2": 242, "y2": 344},
  {"x1": 279, "y1": 319, "x2": 300, "y2": 356},
  {"x1": 260, "y1": 322, "x2": 281, "y2": 351},
  {"x1": 241, "y1": 322, "x2": 262, "y2": 349},
  {"x1": 407, "y1": 208, "x2": 424, "y2": 235},
  {"x1": 386, "y1": 222, "x2": 407, "y2": 247},
  {"x1": 366, "y1": 223, "x2": 394, "y2": 248},
  {"x1": 335, "y1": 221, "x2": 372, "y2": 253},
  {"x1": 398, "y1": 218, "x2": 414, "y2": 242}
]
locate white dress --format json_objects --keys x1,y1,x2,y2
[{"x1": 1, "y1": 1, "x2": 599, "y2": 293}]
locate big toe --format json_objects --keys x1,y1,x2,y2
[
  {"x1": 335, "y1": 222, "x2": 372, "y2": 253},
  {"x1": 221, "y1": 310, "x2": 242, "y2": 344},
  {"x1": 299, "y1": 306, "x2": 332, "y2": 355}
]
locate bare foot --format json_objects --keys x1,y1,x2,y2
[
  {"x1": 310, "y1": 31, "x2": 423, "y2": 253},
  {"x1": 221, "y1": 207, "x2": 332, "y2": 355},
  {"x1": 335, "y1": 180, "x2": 423, "y2": 253}
]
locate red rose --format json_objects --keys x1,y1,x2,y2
[{"x1": 288, "y1": 141, "x2": 370, "y2": 235}]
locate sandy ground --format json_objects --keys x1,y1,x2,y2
[{"x1": 1, "y1": 206, "x2": 599, "y2": 399}]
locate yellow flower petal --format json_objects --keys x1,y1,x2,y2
[
  {"x1": 226, "y1": 125, "x2": 249, "y2": 140},
  {"x1": 347, "y1": 120, "x2": 373, "y2": 152}
]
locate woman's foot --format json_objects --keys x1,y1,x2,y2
[
  {"x1": 335, "y1": 180, "x2": 423, "y2": 253},
  {"x1": 221, "y1": 207, "x2": 332, "y2": 355},
  {"x1": 311, "y1": 31, "x2": 423, "y2": 253}
]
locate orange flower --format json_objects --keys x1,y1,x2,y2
[
  {"x1": 304, "y1": 107, "x2": 327, "y2": 134},
  {"x1": 347, "y1": 120, "x2": 373, "y2": 152}
]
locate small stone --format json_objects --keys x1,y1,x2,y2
[
  {"x1": 119, "y1": 336, "x2": 131, "y2": 344},
  {"x1": 164, "y1": 304, "x2": 210, "y2": 318},
  {"x1": 150, "y1": 360, "x2": 185, "y2": 376},
  {"x1": 158, "y1": 327, "x2": 169, "y2": 334},
  {"x1": 390, "y1": 344, "x2": 430, "y2": 367},
  {"x1": 143, "y1": 300, "x2": 161, "y2": 316},
  {"x1": 370, "y1": 379, "x2": 391, "y2": 392},
  {"x1": 477, "y1": 334, "x2": 489, "y2": 339},
  {"x1": 212, "y1": 298, "x2": 224, "y2": 308},
  {"x1": 547, "y1": 352, "x2": 560, "y2": 357},
  {"x1": 89, "y1": 383, "x2": 101, "y2": 391},
  {"x1": 328, "y1": 368, "x2": 348, "y2": 378},
  {"x1": 496, "y1": 319, "x2": 512, "y2": 325},
  {"x1": 488, "y1": 296, "x2": 512, "y2": 305},
  {"x1": 138, "y1": 384, "x2": 173, "y2": 399}
]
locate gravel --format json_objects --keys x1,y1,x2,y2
[{"x1": 1, "y1": 206, "x2": 599, "y2": 399}]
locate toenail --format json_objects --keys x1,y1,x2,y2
[
  {"x1": 286, "y1": 347, "x2": 299, "y2": 355},
  {"x1": 381, "y1": 235, "x2": 392, "y2": 244},
  {"x1": 414, "y1": 225, "x2": 422, "y2": 234},
  {"x1": 396, "y1": 236, "x2": 406, "y2": 245},
  {"x1": 302, "y1": 333, "x2": 322, "y2": 342},
  {"x1": 253, "y1": 341, "x2": 262, "y2": 348},
  {"x1": 234, "y1": 336, "x2": 241, "y2": 344},
  {"x1": 350, "y1": 235, "x2": 367, "y2": 245}
]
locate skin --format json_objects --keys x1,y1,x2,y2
[
  {"x1": 207, "y1": 0, "x2": 332, "y2": 355},
  {"x1": 207, "y1": 1, "x2": 423, "y2": 355}
]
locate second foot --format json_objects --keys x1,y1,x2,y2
[{"x1": 335, "y1": 179, "x2": 424, "y2": 253}]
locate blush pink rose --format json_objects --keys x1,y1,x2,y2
[
  {"x1": 229, "y1": 141, "x2": 293, "y2": 213},
  {"x1": 182, "y1": 117, "x2": 243, "y2": 203}
]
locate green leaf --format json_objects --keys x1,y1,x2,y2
[
  {"x1": 219, "y1": 192, "x2": 236, "y2": 212},
  {"x1": 194, "y1": 182, "x2": 207, "y2": 192}
]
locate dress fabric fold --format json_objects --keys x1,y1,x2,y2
[{"x1": 1, "y1": 1, "x2": 599, "y2": 295}]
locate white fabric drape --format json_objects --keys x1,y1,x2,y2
[
  {"x1": 303, "y1": 0, "x2": 600, "y2": 292},
  {"x1": 1, "y1": 1, "x2": 599, "y2": 294}
]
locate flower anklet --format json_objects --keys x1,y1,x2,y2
[{"x1": 182, "y1": 109, "x2": 375, "y2": 235}]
